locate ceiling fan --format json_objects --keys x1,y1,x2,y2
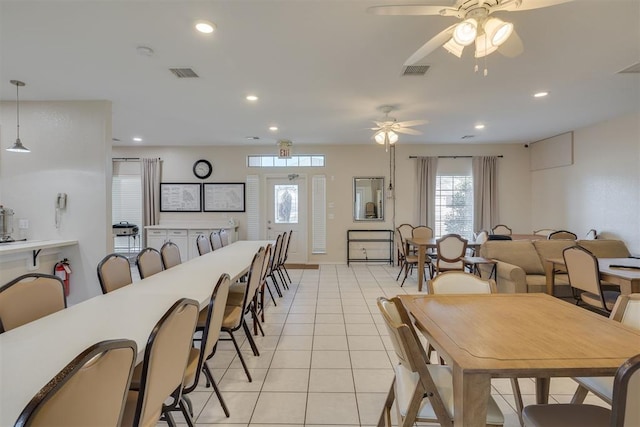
[
  {"x1": 368, "y1": 0, "x2": 573, "y2": 66},
  {"x1": 371, "y1": 106, "x2": 427, "y2": 150}
]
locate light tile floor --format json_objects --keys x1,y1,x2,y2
[{"x1": 154, "y1": 264, "x2": 610, "y2": 426}]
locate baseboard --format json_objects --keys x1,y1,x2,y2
[{"x1": 285, "y1": 263, "x2": 319, "y2": 270}]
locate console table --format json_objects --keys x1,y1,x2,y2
[{"x1": 346, "y1": 229, "x2": 393, "y2": 265}]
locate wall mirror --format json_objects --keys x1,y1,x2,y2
[{"x1": 353, "y1": 177, "x2": 384, "y2": 221}]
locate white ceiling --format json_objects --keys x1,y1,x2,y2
[{"x1": 1, "y1": 0, "x2": 638, "y2": 147}]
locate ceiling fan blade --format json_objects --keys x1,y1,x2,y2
[
  {"x1": 395, "y1": 127, "x2": 422, "y2": 135},
  {"x1": 498, "y1": 29, "x2": 524, "y2": 57},
  {"x1": 367, "y1": 5, "x2": 458, "y2": 16},
  {"x1": 405, "y1": 24, "x2": 456, "y2": 65},
  {"x1": 395, "y1": 119, "x2": 428, "y2": 127},
  {"x1": 499, "y1": 0, "x2": 573, "y2": 11}
]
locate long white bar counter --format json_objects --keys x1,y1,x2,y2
[{"x1": 0, "y1": 240, "x2": 269, "y2": 426}]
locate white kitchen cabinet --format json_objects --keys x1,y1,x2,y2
[
  {"x1": 165, "y1": 229, "x2": 189, "y2": 261},
  {"x1": 146, "y1": 229, "x2": 167, "y2": 252}
]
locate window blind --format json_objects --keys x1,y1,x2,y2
[
  {"x1": 246, "y1": 175, "x2": 260, "y2": 240},
  {"x1": 312, "y1": 174, "x2": 326, "y2": 254}
]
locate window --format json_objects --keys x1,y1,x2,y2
[
  {"x1": 274, "y1": 184, "x2": 298, "y2": 224},
  {"x1": 435, "y1": 175, "x2": 473, "y2": 239},
  {"x1": 247, "y1": 155, "x2": 325, "y2": 167},
  {"x1": 112, "y1": 161, "x2": 142, "y2": 254}
]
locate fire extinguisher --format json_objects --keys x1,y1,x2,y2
[{"x1": 54, "y1": 258, "x2": 72, "y2": 297}]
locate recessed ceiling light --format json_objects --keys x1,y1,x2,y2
[
  {"x1": 246, "y1": 95, "x2": 258, "y2": 101},
  {"x1": 195, "y1": 20, "x2": 216, "y2": 34},
  {"x1": 269, "y1": 126, "x2": 278, "y2": 131},
  {"x1": 534, "y1": 91, "x2": 549, "y2": 98},
  {"x1": 133, "y1": 137, "x2": 143, "y2": 142},
  {"x1": 475, "y1": 124, "x2": 485, "y2": 130}
]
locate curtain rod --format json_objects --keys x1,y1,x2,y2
[
  {"x1": 112, "y1": 157, "x2": 162, "y2": 161},
  {"x1": 409, "y1": 155, "x2": 503, "y2": 159}
]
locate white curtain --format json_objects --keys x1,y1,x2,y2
[
  {"x1": 141, "y1": 158, "x2": 161, "y2": 229},
  {"x1": 416, "y1": 157, "x2": 438, "y2": 228},
  {"x1": 472, "y1": 156, "x2": 499, "y2": 232}
]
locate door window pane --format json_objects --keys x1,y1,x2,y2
[{"x1": 275, "y1": 184, "x2": 298, "y2": 224}]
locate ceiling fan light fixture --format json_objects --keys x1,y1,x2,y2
[
  {"x1": 484, "y1": 17, "x2": 513, "y2": 47},
  {"x1": 374, "y1": 131, "x2": 386, "y2": 144},
  {"x1": 453, "y1": 19, "x2": 477, "y2": 46},
  {"x1": 443, "y1": 38, "x2": 464, "y2": 57},
  {"x1": 474, "y1": 33, "x2": 499, "y2": 58},
  {"x1": 387, "y1": 130, "x2": 399, "y2": 144}
]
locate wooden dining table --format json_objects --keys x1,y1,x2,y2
[
  {"x1": 399, "y1": 293, "x2": 640, "y2": 427},
  {"x1": 545, "y1": 257, "x2": 640, "y2": 295},
  {"x1": 0, "y1": 240, "x2": 270, "y2": 426},
  {"x1": 405, "y1": 237, "x2": 481, "y2": 292}
]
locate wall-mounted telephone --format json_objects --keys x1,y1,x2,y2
[
  {"x1": 55, "y1": 193, "x2": 67, "y2": 228},
  {"x1": 56, "y1": 193, "x2": 67, "y2": 210}
]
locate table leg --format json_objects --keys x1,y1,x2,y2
[
  {"x1": 535, "y1": 377, "x2": 550, "y2": 404},
  {"x1": 544, "y1": 261, "x2": 556, "y2": 296},
  {"x1": 417, "y1": 244, "x2": 425, "y2": 292},
  {"x1": 453, "y1": 365, "x2": 491, "y2": 427}
]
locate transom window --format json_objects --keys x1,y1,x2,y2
[
  {"x1": 247, "y1": 155, "x2": 325, "y2": 167},
  {"x1": 435, "y1": 175, "x2": 473, "y2": 239}
]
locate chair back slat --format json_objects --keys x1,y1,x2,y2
[
  {"x1": 15, "y1": 339, "x2": 137, "y2": 427},
  {"x1": 428, "y1": 271, "x2": 496, "y2": 294},
  {"x1": 397, "y1": 224, "x2": 414, "y2": 241},
  {"x1": 160, "y1": 242, "x2": 181, "y2": 269},
  {"x1": 0, "y1": 274, "x2": 66, "y2": 332},
  {"x1": 136, "y1": 248, "x2": 163, "y2": 279},
  {"x1": 97, "y1": 254, "x2": 133, "y2": 294},
  {"x1": 134, "y1": 298, "x2": 199, "y2": 427},
  {"x1": 210, "y1": 231, "x2": 223, "y2": 250},
  {"x1": 196, "y1": 234, "x2": 212, "y2": 256},
  {"x1": 563, "y1": 246, "x2": 605, "y2": 307}
]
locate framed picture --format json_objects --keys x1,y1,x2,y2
[
  {"x1": 160, "y1": 183, "x2": 202, "y2": 212},
  {"x1": 203, "y1": 183, "x2": 246, "y2": 212}
]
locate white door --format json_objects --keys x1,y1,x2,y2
[{"x1": 266, "y1": 175, "x2": 307, "y2": 264}]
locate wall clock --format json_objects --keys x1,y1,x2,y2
[{"x1": 193, "y1": 159, "x2": 213, "y2": 179}]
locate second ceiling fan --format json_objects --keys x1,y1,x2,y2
[{"x1": 368, "y1": 0, "x2": 573, "y2": 65}]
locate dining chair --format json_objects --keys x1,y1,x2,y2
[
  {"x1": 219, "y1": 229, "x2": 230, "y2": 246},
  {"x1": 396, "y1": 223, "x2": 415, "y2": 264},
  {"x1": 376, "y1": 296, "x2": 504, "y2": 427},
  {"x1": 435, "y1": 234, "x2": 468, "y2": 274},
  {"x1": 210, "y1": 231, "x2": 223, "y2": 250},
  {"x1": 522, "y1": 353, "x2": 640, "y2": 427},
  {"x1": 470, "y1": 230, "x2": 489, "y2": 255},
  {"x1": 267, "y1": 233, "x2": 285, "y2": 297},
  {"x1": 257, "y1": 244, "x2": 277, "y2": 323},
  {"x1": 570, "y1": 294, "x2": 640, "y2": 406},
  {"x1": 169, "y1": 274, "x2": 231, "y2": 424},
  {"x1": 0, "y1": 273, "x2": 66, "y2": 333},
  {"x1": 196, "y1": 234, "x2": 212, "y2": 256},
  {"x1": 15, "y1": 339, "x2": 137, "y2": 427},
  {"x1": 160, "y1": 241, "x2": 182, "y2": 269},
  {"x1": 219, "y1": 248, "x2": 265, "y2": 382},
  {"x1": 548, "y1": 230, "x2": 578, "y2": 240},
  {"x1": 412, "y1": 225, "x2": 433, "y2": 240},
  {"x1": 136, "y1": 247, "x2": 164, "y2": 279},
  {"x1": 395, "y1": 230, "x2": 431, "y2": 286},
  {"x1": 427, "y1": 271, "x2": 524, "y2": 424},
  {"x1": 563, "y1": 245, "x2": 620, "y2": 315},
  {"x1": 278, "y1": 230, "x2": 293, "y2": 286},
  {"x1": 491, "y1": 224, "x2": 512, "y2": 235},
  {"x1": 121, "y1": 298, "x2": 199, "y2": 427},
  {"x1": 97, "y1": 253, "x2": 133, "y2": 294}
]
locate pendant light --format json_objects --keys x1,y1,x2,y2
[{"x1": 6, "y1": 80, "x2": 30, "y2": 153}]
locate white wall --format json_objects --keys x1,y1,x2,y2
[
  {"x1": 531, "y1": 112, "x2": 640, "y2": 253},
  {"x1": 0, "y1": 101, "x2": 112, "y2": 304},
  {"x1": 114, "y1": 141, "x2": 531, "y2": 264}
]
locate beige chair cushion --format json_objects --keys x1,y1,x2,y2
[
  {"x1": 580, "y1": 290, "x2": 620, "y2": 311},
  {"x1": 483, "y1": 240, "x2": 544, "y2": 274},
  {"x1": 395, "y1": 363, "x2": 504, "y2": 425},
  {"x1": 222, "y1": 305, "x2": 243, "y2": 329}
]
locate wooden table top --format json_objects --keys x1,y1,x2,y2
[{"x1": 399, "y1": 293, "x2": 640, "y2": 377}]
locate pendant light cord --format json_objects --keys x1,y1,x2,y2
[{"x1": 15, "y1": 82, "x2": 20, "y2": 139}]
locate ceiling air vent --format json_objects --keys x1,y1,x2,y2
[
  {"x1": 618, "y1": 62, "x2": 640, "y2": 74},
  {"x1": 461, "y1": 135, "x2": 475, "y2": 139},
  {"x1": 169, "y1": 68, "x2": 199, "y2": 78},
  {"x1": 402, "y1": 65, "x2": 430, "y2": 76}
]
